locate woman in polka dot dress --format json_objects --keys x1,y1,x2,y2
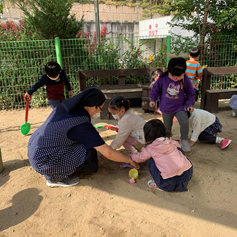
[{"x1": 28, "y1": 87, "x2": 139, "y2": 187}]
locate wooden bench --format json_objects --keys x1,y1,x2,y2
[
  {"x1": 200, "y1": 67, "x2": 237, "y2": 113},
  {"x1": 141, "y1": 85, "x2": 155, "y2": 112},
  {"x1": 78, "y1": 68, "x2": 165, "y2": 119}
]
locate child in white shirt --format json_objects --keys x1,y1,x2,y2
[
  {"x1": 188, "y1": 109, "x2": 231, "y2": 149},
  {"x1": 108, "y1": 96, "x2": 146, "y2": 154}
]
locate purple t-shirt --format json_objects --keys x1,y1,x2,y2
[{"x1": 150, "y1": 74, "x2": 195, "y2": 114}]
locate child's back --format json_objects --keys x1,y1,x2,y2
[
  {"x1": 131, "y1": 119, "x2": 193, "y2": 192},
  {"x1": 132, "y1": 137, "x2": 191, "y2": 179},
  {"x1": 186, "y1": 48, "x2": 203, "y2": 88}
]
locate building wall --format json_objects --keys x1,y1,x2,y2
[
  {"x1": 2, "y1": 3, "x2": 161, "y2": 22},
  {"x1": 83, "y1": 20, "x2": 139, "y2": 36}
]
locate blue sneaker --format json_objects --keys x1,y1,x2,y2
[{"x1": 47, "y1": 176, "x2": 79, "y2": 188}]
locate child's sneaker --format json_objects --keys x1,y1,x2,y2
[
  {"x1": 232, "y1": 110, "x2": 236, "y2": 117},
  {"x1": 220, "y1": 138, "x2": 232, "y2": 149},
  {"x1": 147, "y1": 180, "x2": 163, "y2": 191},
  {"x1": 180, "y1": 140, "x2": 191, "y2": 152}
]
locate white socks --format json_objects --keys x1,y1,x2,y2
[{"x1": 216, "y1": 137, "x2": 224, "y2": 144}]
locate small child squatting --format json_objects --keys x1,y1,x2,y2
[
  {"x1": 188, "y1": 109, "x2": 232, "y2": 149},
  {"x1": 131, "y1": 119, "x2": 193, "y2": 192}
]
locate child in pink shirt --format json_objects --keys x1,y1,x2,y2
[{"x1": 131, "y1": 119, "x2": 193, "y2": 192}]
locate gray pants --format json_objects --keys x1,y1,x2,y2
[{"x1": 162, "y1": 110, "x2": 189, "y2": 140}]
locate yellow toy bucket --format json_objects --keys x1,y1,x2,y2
[{"x1": 129, "y1": 169, "x2": 138, "y2": 180}]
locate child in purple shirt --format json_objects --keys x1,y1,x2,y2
[{"x1": 149, "y1": 57, "x2": 195, "y2": 152}]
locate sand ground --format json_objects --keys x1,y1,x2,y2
[{"x1": 0, "y1": 101, "x2": 237, "y2": 237}]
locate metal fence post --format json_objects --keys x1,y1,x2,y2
[
  {"x1": 55, "y1": 37, "x2": 63, "y2": 69},
  {"x1": 166, "y1": 35, "x2": 171, "y2": 68}
]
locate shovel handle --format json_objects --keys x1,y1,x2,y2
[{"x1": 24, "y1": 95, "x2": 32, "y2": 122}]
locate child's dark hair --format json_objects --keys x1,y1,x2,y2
[
  {"x1": 109, "y1": 96, "x2": 130, "y2": 111},
  {"x1": 159, "y1": 57, "x2": 186, "y2": 78},
  {"x1": 189, "y1": 47, "x2": 200, "y2": 58},
  {"x1": 168, "y1": 57, "x2": 186, "y2": 76},
  {"x1": 150, "y1": 68, "x2": 163, "y2": 83},
  {"x1": 143, "y1": 119, "x2": 172, "y2": 145},
  {"x1": 45, "y1": 61, "x2": 61, "y2": 78}
]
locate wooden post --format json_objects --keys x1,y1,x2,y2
[
  {"x1": 200, "y1": 68, "x2": 211, "y2": 109},
  {"x1": 0, "y1": 148, "x2": 3, "y2": 173}
]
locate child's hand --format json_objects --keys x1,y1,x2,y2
[
  {"x1": 129, "y1": 160, "x2": 140, "y2": 169},
  {"x1": 68, "y1": 90, "x2": 73, "y2": 96},
  {"x1": 174, "y1": 138, "x2": 181, "y2": 142},
  {"x1": 25, "y1": 93, "x2": 31, "y2": 99},
  {"x1": 186, "y1": 107, "x2": 194, "y2": 112},
  {"x1": 150, "y1": 101, "x2": 156, "y2": 107},
  {"x1": 189, "y1": 141, "x2": 195, "y2": 147}
]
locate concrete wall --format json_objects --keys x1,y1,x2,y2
[{"x1": 2, "y1": 3, "x2": 161, "y2": 22}]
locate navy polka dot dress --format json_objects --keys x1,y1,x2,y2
[{"x1": 28, "y1": 109, "x2": 89, "y2": 180}]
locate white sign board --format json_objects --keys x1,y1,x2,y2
[{"x1": 139, "y1": 16, "x2": 196, "y2": 39}]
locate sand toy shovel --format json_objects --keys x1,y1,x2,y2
[{"x1": 21, "y1": 95, "x2": 32, "y2": 135}]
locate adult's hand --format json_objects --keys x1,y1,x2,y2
[
  {"x1": 129, "y1": 159, "x2": 140, "y2": 169},
  {"x1": 95, "y1": 144, "x2": 140, "y2": 169}
]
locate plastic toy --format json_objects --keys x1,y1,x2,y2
[
  {"x1": 94, "y1": 123, "x2": 119, "y2": 132},
  {"x1": 21, "y1": 95, "x2": 32, "y2": 135},
  {"x1": 120, "y1": 163, "x2": 136, "y2": 169},
  {"x1": 129, "y1": 169, "x2": 138, "y2": 184}
]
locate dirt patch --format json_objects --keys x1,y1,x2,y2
[{"x1": 0, "y1": 102, "x2": 236, "y2": 237}]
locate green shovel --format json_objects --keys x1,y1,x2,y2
[{"x1": 21, "y1": 95, "x2": 32, "y2": 135}]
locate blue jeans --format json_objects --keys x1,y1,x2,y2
[
  {"x1": 48, "y1": 98, "x2": 65, "y2": 109},
  {"x1": 147, "y1": 147, "x2": 193, "y2": 192}
]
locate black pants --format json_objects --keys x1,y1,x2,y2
[
  {"x1": 75, "y1": 148, "x2": 98, "y2": 173},
  {"x1": 198, "y1": 131, "x2": 216, "y2": 144}
]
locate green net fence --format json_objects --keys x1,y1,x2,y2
[
  {"x1": 61, "y1": 35, "x2": 167, "y2": 91},
  {"x1": 0, "y1": 39, "x2": 56, "y2": 109},
  {"x1": 0, "y1": 35, "x2": 236, "y2": 110},
  {"x1": 171, "y1": 35, "x2": 237, "y2": 92}
]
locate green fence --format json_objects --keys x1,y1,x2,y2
[{"x1": 0, "y1": 35, "x2": 236, "y2": 110}]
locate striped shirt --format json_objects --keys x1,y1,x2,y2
[{"x1": 186, "y1": 60, "x2": 203, "y2": 87}]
